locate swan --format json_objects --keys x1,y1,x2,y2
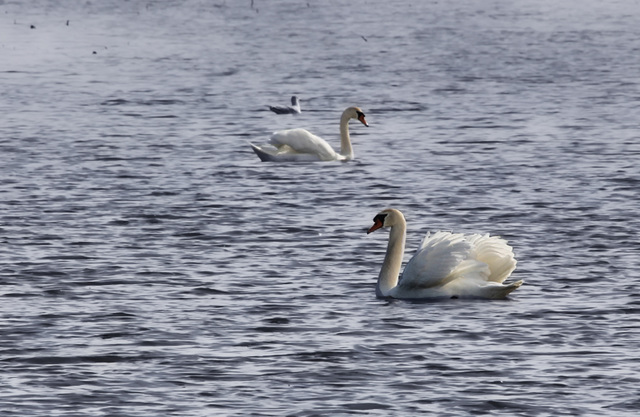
[
  {"x1": 367, "y1": 209, "x2": 523, "y2": 299},
  {"x1": 250, "y1": 106, "x2": 368, "y2": 162},
  {"x1": 269, "y1": 96, "x2": 302, "y2": 114}
]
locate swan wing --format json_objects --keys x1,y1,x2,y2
[
  {"x1": 399, "y1": 231, "x2": 476, "y2": 289},
  {"x1": 464, "y1": 233, "x2": 517, "y2": 283},
  {"x1": 397, "y1": 231, "x2": 520, "y2": 299},
  {"x1": 269, "y1": 129, "x2": 337, "y2": 161}
]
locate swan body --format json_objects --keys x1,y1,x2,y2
[
  {"x1": 250, "y1": 106, "x2": 368, "y2": 162},
  {"x1": 367, "y1": 209, "x2": 523, "y2": 300},
  {"x1": 269, "y1": 96, "x2": 301, "y2": 114}
]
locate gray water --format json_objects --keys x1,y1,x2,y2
[{"x1": 1, "y1": 0, "x2": 639, "y2": 415}]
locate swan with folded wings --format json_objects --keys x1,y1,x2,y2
[
  {"x1": 367, "y1": 208, "x2": 523, "y2": 299},
  {"x1": 250, "y1": 106, "x2": 368, "y2": 162}
]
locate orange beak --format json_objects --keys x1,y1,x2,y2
[
  {"x1": 358, "y1": 114, "x2": 369, "y2": 127},
  {"x1": 367, "y1": 218, "x2": 384, "y2": 234}
]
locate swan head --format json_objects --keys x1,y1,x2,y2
[
  {"x1": 344, "y1": 106, "x2": 369, "y2": 127},
  {"x1": 367, "y1": 208, "x2": 404, "y2": 234}
]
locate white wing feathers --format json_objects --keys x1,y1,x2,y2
[
  {"x1": 465, "y1": 234, "x2": 517, "y2": 283},
  {"x1": 269, "y1": 129, "x2": 337, "y2": 161},
  {"x1": 399, "y1": 231, "x2": 516, "y2": 290},
  {"x1": 400, "y1": 231, "x2": 474, "y2": 289}
]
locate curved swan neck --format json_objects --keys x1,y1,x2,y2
[
  {"x1": 339, "y1": 112, "x2": 353, "y2": 159},
  {"x1": 376, "y1": 218, "x2": 406, "y2": 298}
]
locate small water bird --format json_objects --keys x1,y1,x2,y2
[{"x1": 269, "y1": 96, "x2": 302, "y2": 114}]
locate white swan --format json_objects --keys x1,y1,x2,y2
[
  {"x1": 269, "y1": 96, "x2": 301, "y2": 114},
  {"x1": 250, "y1": 106, "x2": 368, "y2": 162},
  {"x1": 367, "y1": 209, "x2": 523, "y2": 299}
]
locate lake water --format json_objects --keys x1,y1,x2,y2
[{"x1": 1, "y1": 0, "x2": 639, "y2": 415}]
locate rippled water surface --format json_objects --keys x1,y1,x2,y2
[{"x1": 1, "y1": 0, "x2": 639, "y2": 415}]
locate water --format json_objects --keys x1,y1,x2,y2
[{"x1": 1, "y1": 0, "x2": 639, "y2": 415}]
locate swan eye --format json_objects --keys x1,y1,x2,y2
[
  {"x1": 356, "y1": 111, "x2": 365, "y2": 118},
  {"x1": 373, "y1": 213, "x2": 387, "y2": 224}
]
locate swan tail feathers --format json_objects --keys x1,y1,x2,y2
[
  {"x1": 458, "y1": 279, "x2": 523, "y2": 299},
  {"x1": 250, "y1": 143, "x2": 278, "y2": 162},
  {"x1": 493, "y1": 279, "x2": 524, "y2": 298}
]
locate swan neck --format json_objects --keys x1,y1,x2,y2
[
  {"x1": 376, "y1": 220, "x2": 406, "y2": 298},
  {"x1": 339, "y1": 113, "x2": 353, "y2": 159}
]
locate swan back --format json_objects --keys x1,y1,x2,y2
[
  {"x1": 400, "y1": 231, "x2": 517, "y2": 290},
  {"x1": 269, "y1": 128, "x2": 338, "y2": 161},
  {"x1": 464, "y1": 234, "x2": 517, "y2": 283},
  {"x1": 400, "y1": 231, "x2": 475, "y2": 289}
]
